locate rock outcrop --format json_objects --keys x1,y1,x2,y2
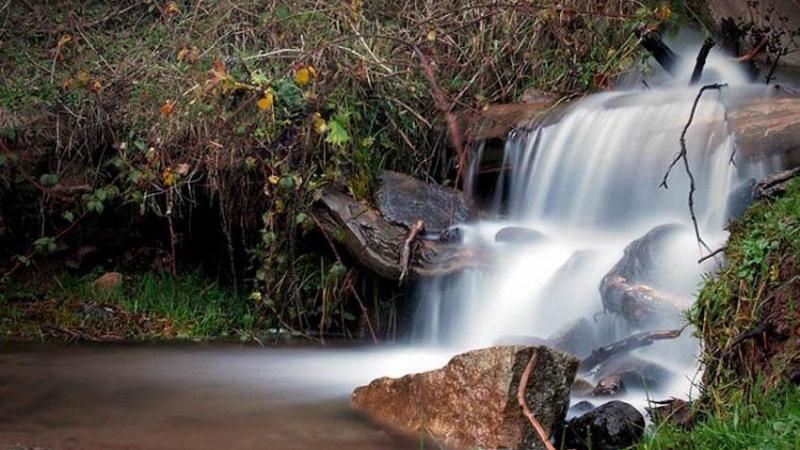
[
  {"x1": 374, "y1": 170, "x2": 474, "y2": 233},
  {"x1": 351, "y1": 346, "x2": 579, "y2": 450}
]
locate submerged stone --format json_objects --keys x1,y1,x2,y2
[{"x1": 351, "y1": 345, "x2": 578, "y2": 450}]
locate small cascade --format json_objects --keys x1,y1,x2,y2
[{"x1": 412, "y1": 49, "x2": 784, "y2": 406}]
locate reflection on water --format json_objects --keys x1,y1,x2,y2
[{"x1": 0, "y1": 343, "x2": 451, "y2": 450}]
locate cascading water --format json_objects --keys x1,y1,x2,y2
[{"x1": 412, "y1": 42, "x2": 785, "y2": 408}]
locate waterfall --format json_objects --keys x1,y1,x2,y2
[{"x1": 412, "y1": 49, "x2": 783, "y2": 405}]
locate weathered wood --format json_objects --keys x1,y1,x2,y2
[
  {"x1": 641, "y1": 31, "x2": 683, "y2": 77},
  {"x1": 754, "y1": 166, "x2": 800, "y2": 199},
  {"x1": 599, "y1": 225, "x2": 692, "y2": 327},
  {"x1": 580, "y1": 329, "x2": 684, "y2": 372},
  {"x1": 690, "y1": 38, "x2": 716, "y2": 85},
  {"x1": 311, "y1": 187, "x2": 484, "y2": 281}
]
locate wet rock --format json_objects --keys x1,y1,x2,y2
[
  {"x1": 599, "y1": 225, "x2": 690, "y2": 327},
  {"x1": 569, "y1": 400, "x2": 596, "y2": 417},
  {"x1": 561, "y1": 401, "x2": 645, "y2": 450},
  {"x1": 93, "y1": 272, "x2": 123, "y2": 291},
  {"x1": 373, "y1": 170, "x2": 474, "y2": 233},
  {"x1": 352, "y1": 346, "x2": 579, "y2": 450},
  {"x1": 548, "y1": 318, "x2": 596, "y2": 358},
  {"x1": 725, "y1": 178, "x2": 756, "y2": 222},
  {"x1": 590, "y1": 375, "x2": 626, "y2": 397},
  {"x1": 595, "y1": 355, "x2": 672, "y2": 391},
  {"x1": 571, "y1": 378, "x2": 594, "y2": 396},
  {"x1": 495, "y1": 226, "x2": 548, "y2": 244}
]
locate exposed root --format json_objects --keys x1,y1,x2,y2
[
  {"x1": 517, "y1": 352, "x2": 557, "y2": 450},
  {"x1": 580, "y1": 327, "x2": 685, "y2": 372}
]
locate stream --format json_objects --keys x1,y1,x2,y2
[{"x1": 0, "y1": 343, "x2": 450, "y2": 450}]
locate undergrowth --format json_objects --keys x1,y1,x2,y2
[
  {"x1": 639, "y1": 179, "x2": 800, "y2": 448},
  {"x1": 639, "y1": 383, "x2": 800, "y2": 450},
  {"x1": 0, "y1": 271, "x2": 262, "y2": 341},
  {"x1": 0, "y1": 0, "x2": 707, "y2": 337}
]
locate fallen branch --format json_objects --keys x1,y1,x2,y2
[
  {"x1": 640, "y1": 31, "x2": 683, "y2": 77},
  {"x1": 517, "y1": 352, "x2": 557, "y2": 450},
  {"x1": 661, "y1": 83, "x2": 727, "y2": 253},
  {"x1": 754, "y1": 166, "x2": 800, "y2": 199},
  {"x1": 580, "y1": 328, "x2": 684, "y2": 372},
  {"x1": 689, "y1": 38, "x2": 715, "y2": 85},
  {"x1": 399, "y1": 220, "x2": 424, "y2": 284}
]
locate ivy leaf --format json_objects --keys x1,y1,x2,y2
[
  {"x1": 39, "y1": 173, "x2": 60, "y2": 186},
  {"x1": 33, "y1": 236, "x2": 57, "y2": 254},
  {"x1": 325, "y1": 119, "x2": 351, "y2": 146}
]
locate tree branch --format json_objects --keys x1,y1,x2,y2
[{"x1": 517, "y1": 352, "x2": 557, "y2": 450}]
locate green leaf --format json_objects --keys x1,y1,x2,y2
[
  {"x1": 62, "y1": 211, "x2": 75, "y2": 223},
  {"x1": 327, "y1": 261, "x2": 347, "y2": 282},
  {"x1": 39, "y1": 173, "x2": 60, "y2": 186},
  {"x1": 294, "y1": 212, "x2": 308, "y2": 225},
  {"x1": 33, "y1": 236, "x2": 57, "y2": 254},
  {"x1": 87, "y1": 200, "x2": 104, "y2": 214},
  {"x1": 325, "y1": 119, "x2": 351, "y2": 147}
]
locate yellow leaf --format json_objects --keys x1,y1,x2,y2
[
  {"x1": 268, "y1": 175, "x2": 280, "y2": 185},
  {"x1": 77, "y1": 70, "x2": 90, "y2": 84},
  {"x1": 177, "y1": 48, "x2": 189, "y2": 62},
  {"x1": 657, "y1": 5, "x2": 671, "y2": 21},
  {"x1": 165, "y1": 2, "x2": 179, "y2": 15},
  {"x1": 162, "y1": 169, "x2": 175, "y2": 187},
  {"x1": 57, "y1": 34, "x2": 72, "y2": 49},
  {"x1": 257, "y1": 89, "x2": 274, "y2": 110},
  {"x1": 160, "y1": 100, "x2": 175, "y2": 116},
  {"x1": 92, "y1": 80, "x2": 103, "y2": 92},
  {"x1": 426, "y1": 29, "x2": 437, "y2": 42},
  {"x1": 294, "y1": 67, "x2": 314, "y2": 86},
  {"x1": 312, "y1": 113, "x2": 327, "y2": 134}
]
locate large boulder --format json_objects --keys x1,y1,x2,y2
[
  {"x1": 352, "y1": 346, "x2": 579, "y2": 450},
  {"x1": 561, "y1": 401, "x2": 645, "y2": 450},
  {"x1": 374, "y1": 170, "x2": 475, "y2": 233},
  {"x1": 599, "y1": 225, "x2": 690, "y2": 327}
]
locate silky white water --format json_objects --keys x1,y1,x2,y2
[{"x1": 412, "y1": 43, "x2": 785, "y2": 407}]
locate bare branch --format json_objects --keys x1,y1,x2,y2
[{"x1": 661, "y1": 83, "x2": 727, "y2": 252}]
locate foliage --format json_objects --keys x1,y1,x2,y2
[
  {"x1": 639, "y1": 383, "x2": 800, "y2": 450},
  {"x1": 0, "y1": 272, "x2": 261, "y2": 341},
  {"x1": 0, "y1": 0, "x2": 705, "y2": 337}
]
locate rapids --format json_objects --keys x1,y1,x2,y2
[{"x1": 412, "y1": 41, "x2": 784, "y2": 409}]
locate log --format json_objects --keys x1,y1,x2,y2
[
  {"x1": 599, "y1": 225, "x2": 692, "y2": 327},
  {"x1": 311, "y1": 187, "x2": 485, "y2": 281},
  {"x1": 754, "y1": 166, "x2": 800, "y2": 199},
  {"x1": 580, "y1": 329, "x2": 684, "y2": 372},
  {"x1": 640, "y1": 31, "x2": 684, "y2": 77},
  {"x1": 690, "y1": 38, "x2": 716, "y2": 85}
]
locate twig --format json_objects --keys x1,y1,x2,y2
[
  {"x1": 661, "y1": 83, "x2": 727, "y2": 252},
  {"x1": 517, "y1": 352, "x2": 557, "y2": 450},
  {"x1": 580, "y1": 327, "x2": 685, "y2": 372},
  {"x1": 399, "y1": 220, "x2": 424, "y2": 284},
  {"x1": 689, "y1": 38, "x2": 715, "y2": 85},
  {"x1": 698, "y1": 246, "x2": 726, "y2": 264}
]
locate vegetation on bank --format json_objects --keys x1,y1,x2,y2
[
  {"x1": 0, "y1": 1, "x2": 706, "y2": 339},
  {"x1": 0, "y1": 271, "x2": 262, "y2": 342},
  {"x1": 640, "y1": 179, "x2": 800, "y2": 449}
]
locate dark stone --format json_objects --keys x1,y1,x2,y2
[
  {"x1": 495, "y1": 226, "x2": 548, "y2": 244},
  {"x1": 569, "y1": 400, "x2": 596, "y2": 417},
  {"x1": 561, "y1": 401, "x2": 645, "y2": 450},
  {"x1": 725, "y1": 178, "x2": 756, "y2": 222},
  {"x1": 548, "y1": 318, "x2": 596, "y2": 358},
  {"x1": 373, "y1": 170, "x2": 474, "y2": 233},
  {"x1": 595, "y1": 355, "x2": 672, "y2": 391}
]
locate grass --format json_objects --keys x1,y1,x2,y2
[
  {"x1": 639, "y1": 179, "x2": 800, "y2": 448},
  {"x1": 0, "y1": 271, "x2": 263, "y2": 341},
  {"x1": 639, "y1": 384, "x2": 800, "y2": 450}
]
